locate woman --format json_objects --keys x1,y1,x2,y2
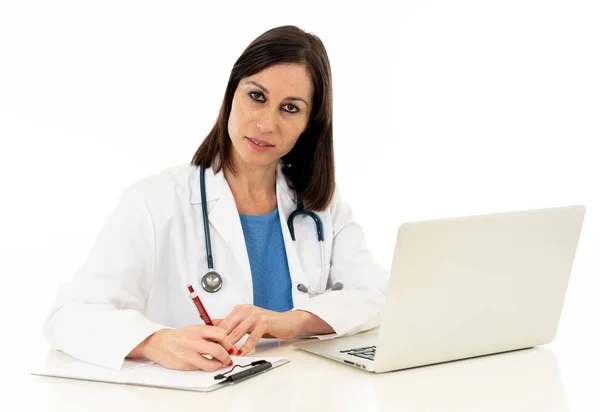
[{"x1": 43, "y1": 25, "x2": 388, "y2": 372}]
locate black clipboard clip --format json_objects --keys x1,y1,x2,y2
[{"x1": 214, "y1": 360, "x2": 272, "y2": 383}]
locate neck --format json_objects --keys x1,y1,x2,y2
[{"x1": 224, "y1": 157, "x2": 278, "y2": 215}]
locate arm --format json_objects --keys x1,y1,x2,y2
[
  {"x1": 296, "y1": 310, "x2": 335, "y2": 335},
  {"x1": 214, "y1": 189, "x2": 387, "y2": 354},
  {"x1": 43, "y1": 188, "x2": 168, "y2": 370},
  {"x1": 292, "y1": 188, "x2": 389, "y2": 337}
]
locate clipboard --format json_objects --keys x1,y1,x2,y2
[{"x1": 31, "y1": 349, "x2": 290, "y2": 392}]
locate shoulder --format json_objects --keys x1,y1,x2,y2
[
  {"x1": 119, "y1": 163, "x2": 198, "y2": 205},
  {"x1": 325, "y1": 182, "x2": 357, "y2": 229}
]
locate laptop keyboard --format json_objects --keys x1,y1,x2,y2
[{"x1": 340, "y1": 345, "x2": 377, "y2": 361}]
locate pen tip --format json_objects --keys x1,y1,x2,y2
[{"x1": 187, "y1": 285, "x2": 194, "y2": 293}]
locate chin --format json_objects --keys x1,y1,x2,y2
[{"x1": 231, "y1": 137, "x2": 282, "y2": 169}]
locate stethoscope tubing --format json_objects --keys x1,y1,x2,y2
[
  {"x1": 198, "y1": 166, "x2": 341, "y2": 295},
  {"x1": 200, "y1": 165, "x2": 214, "y2": 270}
]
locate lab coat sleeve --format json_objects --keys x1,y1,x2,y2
[
  {"x1": 293, "y1": 189, "x2": 389, "y2": 337},
  {"x1": 43, "y1": 188, "x2": 169, "y2": 370}
]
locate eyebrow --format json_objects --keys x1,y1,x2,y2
[{"x1": 243, "y1": 80, "x2": 309, "y2": 106}]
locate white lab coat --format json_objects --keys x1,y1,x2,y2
[{"x1": 43, "y1": 163, "x2": 389, "y2": 370}]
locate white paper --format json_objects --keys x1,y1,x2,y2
[
  {"x1": 32, "y1": 350, "x2": 284, "y2": 390},
  {"x1": 121, "y1": 358, "x2": 155, "y2": 370},
  {"x1": 122, "y1": 356, "x2": 283, "y2": 388}
]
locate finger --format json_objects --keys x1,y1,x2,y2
[
  {"x1": 212, "y1": 319, "x2": 223, "y2": 327},
  {"x1": 157, "y1": 352, "x2": 197, "y2": 371},
  {"x1": 239, "y1": 319, "x2": 269, "y2": 356},
  {"x1": 228, "y1": 313, "x2": 259, "y2": 347},
  {"x1": 194, "y1": 325, "x2": 236, "y2": 354},
  {"x1": 166, "y1": 355, "x2": 210, "y2": 371},
  {"x1": 217, "y1": 304, "x2": 250, "y2": 334},
  {"x1": 215, "y1": 314, "x2": 239, "y2": 335},
  {"x1": 188, "y1": 339, "x2": 232, "y2": 366},
  {"x1": 181, "y1": 348, "x2": 228, "y2": 372}
]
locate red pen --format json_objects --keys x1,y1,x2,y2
[{"x1": 187, "y1": 284, "x2": 214, "y2": 326}]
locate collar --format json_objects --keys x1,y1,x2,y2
[{"x1": 188, "y1": 162, "x2": 297, "y2": 209}]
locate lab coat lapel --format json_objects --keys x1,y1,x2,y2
[
  {"x1": 193, "y1": 167, "x2": 254, "y2": 298},
  {"x1": 189, "y1": 164, "x2": 310, "y2": 305},
  {"x1": 276, "y1": 166, "x2": 311, "y2": 306}
]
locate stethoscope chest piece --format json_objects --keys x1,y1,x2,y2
[
  {"x1": 201, "y1": 271, "x2": 223, "y2": 293},
  {"x1": 197, "y1": 166, "x2": 342, "y2": 296}
]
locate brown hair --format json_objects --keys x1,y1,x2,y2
[{"x1": 191, "y1": 25, "x2": 335, "y2": 211}]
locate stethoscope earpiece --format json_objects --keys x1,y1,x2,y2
[
  {"x1": 331, "y1": 282, "x2": 343, "y2": 291},
  {"x1": 297, "y1": 282, "x2": 343, "y2": 296}
]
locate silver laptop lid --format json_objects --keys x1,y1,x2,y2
[{"x1": 374, "y1": 205, "x2": 585, "y2": 372}]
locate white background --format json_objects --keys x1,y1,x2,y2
[{"x1": 1, "y1": 0, "x2": 598, "y2": 410}]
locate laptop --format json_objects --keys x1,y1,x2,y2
[{"x1": 294, "y1": 204, "x2": 586, "y2": 373}]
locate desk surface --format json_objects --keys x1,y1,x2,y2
[{"x1": 9, "y1": 335, "x2": 598, "y2": 412}]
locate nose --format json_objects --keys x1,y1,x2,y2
[{"x1": 255, "y1": 108, "x2": 277, "y2": 134}]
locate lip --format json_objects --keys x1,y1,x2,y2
[{"x1": 245, "y1": 136, "x2": 275, "y2": 147}]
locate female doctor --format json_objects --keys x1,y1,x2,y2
[{"x1": 43, "y1": 25, "x2": 388, "y2": 372}]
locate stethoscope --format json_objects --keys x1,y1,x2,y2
[{"x1": 199, "y1": 166, "x2": 343, "y2": 296}]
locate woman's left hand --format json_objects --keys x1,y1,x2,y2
[{"x1": 213, "y1": 305, "x2": 306, "y2": 355}]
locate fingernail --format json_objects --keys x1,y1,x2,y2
[
  {"x1": 228, "y1": 360, "x2": 233, "y2": 366},
  {"x1": 237, "y1": 349, "x2": 243, "y2": 355},
  {"x1": 228, "y1": 348, "x2": 234, "y2": 355}
]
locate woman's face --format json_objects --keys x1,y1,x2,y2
[{"x1": 227, "y1": 63, "x2": 313, "y2": 170}]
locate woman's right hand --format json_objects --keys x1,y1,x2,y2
[{"x1": 129, "y1": 325, "x2": 237, "y2": 371}]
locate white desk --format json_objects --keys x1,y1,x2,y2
[{"x1": 11, "y1": 336, "x2": 597, "y2": 412}]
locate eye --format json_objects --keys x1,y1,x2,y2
[
  {"x1": 248, "y1": 91, "x2": 265, "y2": 102},
  {"x1": 282, "y1": 103, "x2": 299, "y2": 113}
]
